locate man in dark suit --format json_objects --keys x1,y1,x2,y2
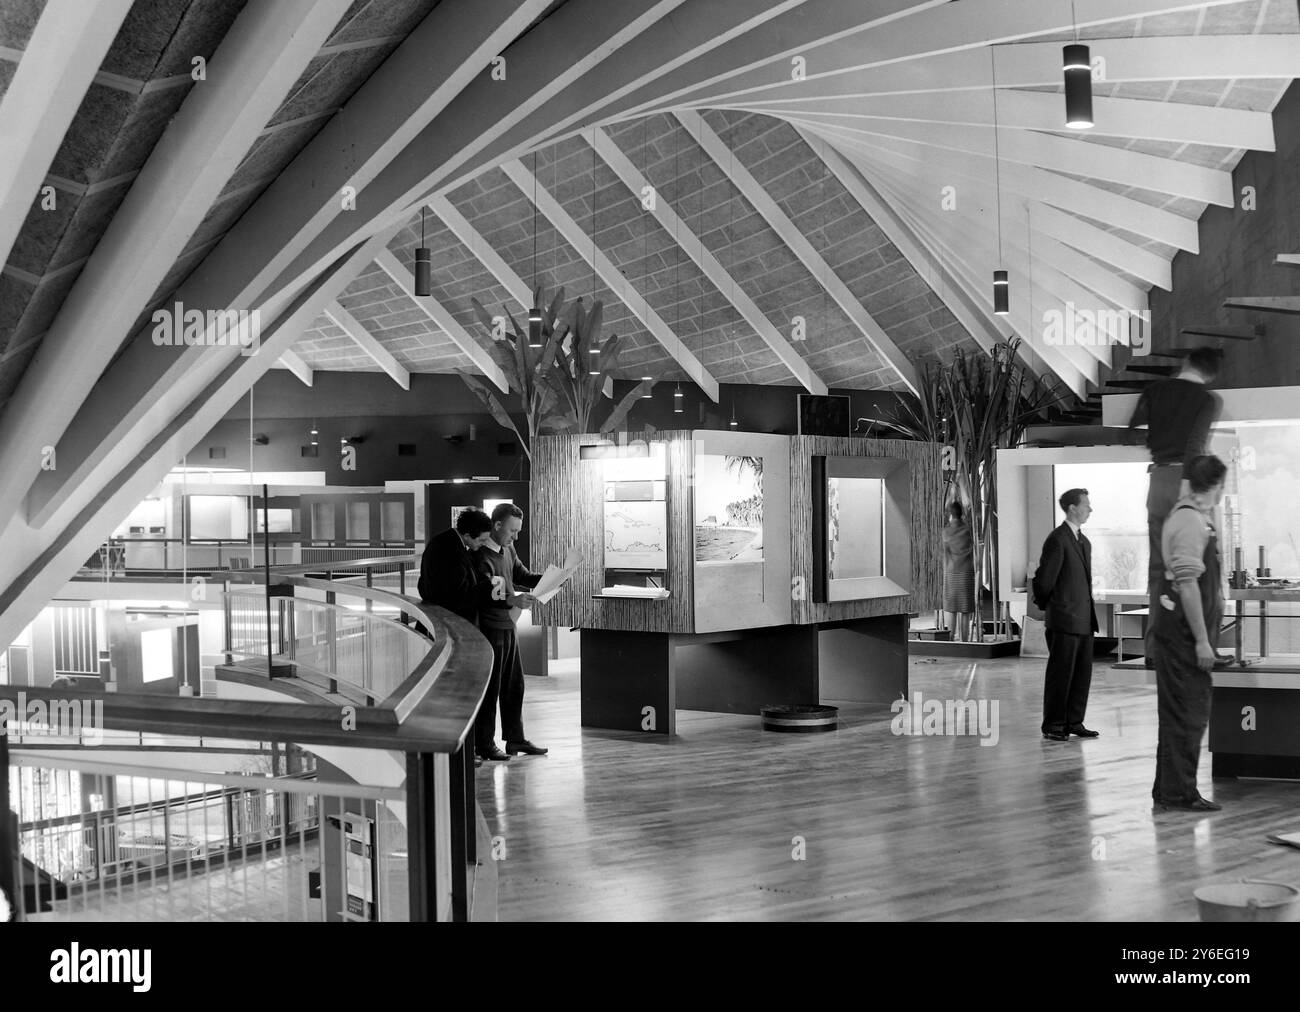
[
  {"x1": 1031, "y1": 488, "x2": 1099, "y2": 741},
  {"x1": 417, "y1": 508, "x2": 494, "y2": 622}
]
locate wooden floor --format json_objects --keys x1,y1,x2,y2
[{"x1": 479, "y1": 653, "x2": 1300, "y2": 921}]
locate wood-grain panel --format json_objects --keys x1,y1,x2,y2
[
  {"x1": 790, "y1": 436, "x2": 942, "y2": 623},
  {"x1": 531, "y1": 432, "x2": 695, "y2": 634}
]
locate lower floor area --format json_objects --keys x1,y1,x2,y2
[{"x1": 478, "y1": 652, "x2": 1300, "y2": 921}]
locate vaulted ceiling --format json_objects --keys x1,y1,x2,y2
[{"x1": 0, "y1": 0, "x2": 1298, "y2": 647}]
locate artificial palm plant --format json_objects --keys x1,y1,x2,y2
[
  {"x1": 547, "y1": 295, "x2": 655, "y2": 434},
  {"x1": 461, "y1": 285, "x2": 572, "y2": 462},
  {"x1": 864, "y1": 337, "x2": 1069, "y2": 638}
]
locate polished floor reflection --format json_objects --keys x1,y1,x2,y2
[{"x1": 479, "y1": 654, "x2": 1300, "y2": 921}]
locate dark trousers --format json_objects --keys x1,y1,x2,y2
[
  {"x1": 1042, "y1": 629, "x2": 1094, "y2": 733},
  {"x1": 1145, "y1": 465, "x2": 1182, "y2": 656},
  {"x1": 1152, "y1": 636, "x2": 1213, "y2": 803},
  {"x1": 476, "y1": 625, "x2": 526, "y2": 750}
]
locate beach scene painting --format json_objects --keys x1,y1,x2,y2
[{"x1": 694, "y1": 455, "x2": 763, "y2": 563}]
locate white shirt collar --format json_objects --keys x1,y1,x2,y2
[
  {"x1": 1065, "y1": 519, "x2": 1081, "y2": 539},
  {"x1": 482, "y1": 538, "x2": 503, "y2": 554},
  {"x1": 1176, "y1": 367, "x2": 1207, "y2": 385}
]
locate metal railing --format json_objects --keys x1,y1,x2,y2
[
  {"x1": 226, "y1": 582, "x2": 430, "y2": 704},
  {"x1": 8, "y1": 753, "x2": 407, "y2": 922},
  {"x1": 73, "y1": 541, "x2": 414, "y2": 582}
]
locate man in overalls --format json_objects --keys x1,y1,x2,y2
[
  {"x1": 1150, "y1": 454, "x2": 1227, "y2": 813},
  {"x1": 1128, "y1": 347, "x2": 1222, "y2": 666}
]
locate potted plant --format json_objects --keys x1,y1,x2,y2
[{"x1": 864, "y1": 338, "x2": 1068, "y2": 640}]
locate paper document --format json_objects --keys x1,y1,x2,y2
[
  {"x1": 599, "y1": 585, "x2": 670, "y2": 600},
  {"x1": 530, "y1": 547, "x2": 583, "y2": 604}
]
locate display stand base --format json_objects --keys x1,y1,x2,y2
[
  {"x1": 579, "y1": 615, "x2": 908, "y2": 736},
  {"x1": 908, "y1": 638, "x2": 1021, "y2": 659}
]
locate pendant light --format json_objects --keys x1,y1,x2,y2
[
  {"x1": 310, "y1": 419, "x2": 318, "y2": 447},
  {"x1": 991, "y1": 49, "x2": 1009, "y2": 316},
  {"x1": 414, "y1": 207, "x2": 431, "y2": 297},
  {"x1": 588, "y1": 136, "x2": 600, "y2": 375},
  {"x1": 1063, "y1": 5, "x2": 1093, "y2": 129},
  {"x1": 641, "y1": 375, "x2": 653, "y2": 398},
  {"x1": 729, "y1": 399, "x2": 738, "y2": 427},
  {"x1": 528, "y1": 151, "x2": 542, "y2": 348},
  {"x1": 673, "y1": 121, "x2": 684, "y2": 415}
]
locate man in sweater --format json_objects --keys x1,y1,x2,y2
[
  {"x1": 1128, "y1": 347, "x2": 1223, "y2": 665},
  {"x1": 417, "y1": 508, "x2": 493, "y2": 623},
  {"x1": 473, "y1": 503, "x2": 545, "y2": 762}
]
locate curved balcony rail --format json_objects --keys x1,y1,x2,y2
[{"x1": 5, "y1": 553, "x2": 495, "y2": 922}]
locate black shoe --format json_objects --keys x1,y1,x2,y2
[
  {"x1": 1068, "y1": 725, "x2": 1100, "y2": 738},
  {"x1": 1042, "y1": 730, "x2": 1069, "y2": 741},
  {"x1": 476, "y1": 746, "x2": 511, "y2": 762},
  {"x1": 1159, "y1": 795, "x2": 1221, "y2": 812},
  {"x1": 506, "y1": 740, "x2": 548, "y2": 756}
]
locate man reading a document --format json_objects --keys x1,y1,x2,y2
[{"x1": 473, "y1": 503, "x2": 545, "y2": 761}]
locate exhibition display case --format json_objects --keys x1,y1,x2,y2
[{"x1": 531, "y1": 431, "x2": 942, "y2": 734}]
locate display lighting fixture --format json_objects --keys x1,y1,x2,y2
[
  {"x1": 589, "y1": 348, "x2": 601, "y2": 376},
  {"x1": 1063, "y1": 5, "x2": 1093, "y2": 130},
  {"x1": 414, "y1": 207, "x2": 432, "y2": 297},
  {"x1": 310, "y1": 420, "x2": 318, "y2": 446},
  {"x1": 640, "y1": 376, "x2": 653, "y2": 398},
  {"x1": 673, "y1": 382, "x2": 683, "y2": 413},
  {"x1": 730, "y1": 401, "x2": 738, "y2": 427},
  {"x1": 529, "y1": 150, "x2": 543, "y2": 348},
  {"x1": 990, "y1": 49, "x2": 1009, "y2": 316}
]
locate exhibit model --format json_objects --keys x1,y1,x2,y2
[{"x1": 529, "y1": 430, "x2": 942, "y2": 735}]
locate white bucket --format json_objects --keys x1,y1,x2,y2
[{"x1": 1193, "y1": 880, "x2": 1300, "y2": 922}]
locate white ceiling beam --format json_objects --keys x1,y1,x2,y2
[
  {"x1": 372, "y1": 249, "x2": 507, "y2": 395},
  {"x1": 678, "y1": 109, "x2": 920, "y2": 395},
  {"x1": 662, "y1": 0, "x2": 1246, "y2": 109},
  {"x1": 840, "y1": 141, "x2": 1170, "y2": 294},
  {"x1": 558, "y1": 1, "x2": 948, "y2": 137},
  {"x1": 812, "y1": 126, "x2": 1198, "y2": 254},
  {"x1": 0, "y1": 0, "x2": 352, "y2": 531},
  {"x1": 815, "y1": 127, "x2": 1153, "y2": 309},
  {"x1": 324, "y1": 302, "x2": 410, "y2": 390},
  {"x1": 1026, "y1": 202, "x2": 1170, "y2": 291},
  {"x1": 426, "y1": 196, "x2": 531, "y2": 311},
  {"x1": 0, "y1": 231, "x2": 395, "y2": 648},
  {"x1": 856, "y1": 138, "x2": 1170, "y2": 297},
  {"x1": 591, "y1": 127, "x2": 828, "y2": 395},
  {"x1": 898, "y1": 206, "x2": 1094, "y2": 396},
  {"x1": 768, "y1": 91, "x2": 1275, "y2": 151},
  {"x1": 500, "y1": 159, "x2": 720, "y2": 402},
  {"x1": 277, "y1": 350, "x2": 314, "y2": 387},
  {"x1": 860, "y1": 155, "x2": 1139, "y2": 350},
  {"x1": 270, "y1": 0, "x2": 691, "y2": 311},
  {"x1": 807, "y1": 117, "x2": 1233, "y2": 206},
  {"x1": 803, "y1": 130, "x2": 996, "y2": 356},
  {"x1": 699, "y1": 34, "x2": 1300, "y2": 106},
  {"x1": 0, "y1": 0, "x2": 134, "y2": 272},
  {"x1": 16, "y1": 0, "x2": 550, "y2": 533}
]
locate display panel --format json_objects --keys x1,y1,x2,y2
[
  {"x1": 1052, "y1": 461, "x2": 1148, "y2": 593},
  {"x1": 594, "y1": 443, "x2": 669, "y2": 595},
  {"x1": 812, "y1": 456, "x2": 910, "y2": 603},
  {"x1": 694, "y1": 455, "x2": 763, "y2": 564},
  {"x1": 828, "y1": 476, "x2": 884, "y2": 580}
]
